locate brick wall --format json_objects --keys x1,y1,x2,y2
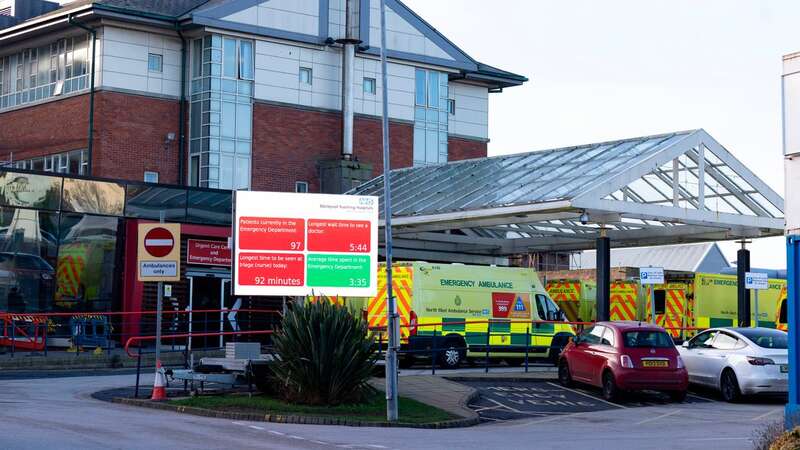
[
  {"x1": 251, "y1": 102, "x2": 415, "y2": 192},
  {"x1": 93, "y1": 91, "x2": 182, "y2": 184},
  {"x1": 0, "y1": 94, "x2": 90, "y2": 161},
  {"x1": 449, "y1": 135, "x2": 488, "y2": 161}
]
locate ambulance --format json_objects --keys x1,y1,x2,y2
[
  {"x1": 776, "y1": 286, "x2": 788, "y2": 331},
  {"x1": 545, "y1": 279, "x2": 640, "y2": 323},
  {"x1": 354, "y1": 262, "x2": 574, "y2": 369}
]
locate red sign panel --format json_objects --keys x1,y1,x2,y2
[
  {"x1": 187, "y1": 239, "x2": 231, "y2": 266},
  {"x1": 238, "y1": 217, "x2": 305, "y2": 251},
  {"x1": 143, "y1": 227, "x2": 175, "y2": 257},
  {"x1": 238, "y1": 253, "x2": 305, "y2": 287},
  {"x1": 492, "y1": 292, "x2": 515, "y2": 319},
  {"x1": 307, "y1": 219, "x2": 371, "y2": 252}
]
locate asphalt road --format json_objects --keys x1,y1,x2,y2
[{"x1": 0, "y1": 373, "x2": 787, "y2": 450}]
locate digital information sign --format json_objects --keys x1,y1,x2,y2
[{"x1": 233, "y1": 191, "x2": 379, "y2": 297}]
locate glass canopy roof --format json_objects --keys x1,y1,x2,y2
[{"x1": 350, "y1": 129, "x2": 784, "y2": 262}]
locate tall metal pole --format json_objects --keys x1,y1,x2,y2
[
  {"x1": 379, "y1": 0, "x2": 398, "y2": 422},
  {"x1": 754, "y1": 288, "x2": 759, "y2": 328},
  {"x1": 155, "y1": 212, "x2": 165, "y2": 371}
]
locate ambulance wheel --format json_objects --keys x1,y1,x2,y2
[
  {"x1": 558, "y1": 359, "x2": 573, "y2": 388},
  {"x1": 438, "y1": 337, "x2": 465, "y2": 369},
  {"x1": 602, "y1": 371, "x2": 619, "y2": 402},
  {"x1": 720, "y1": 369, "x2": 741, "y2": 403}
]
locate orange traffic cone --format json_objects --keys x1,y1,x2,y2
[{"x1": 151, "y1": 360, "x2": 167, "y2": 401}]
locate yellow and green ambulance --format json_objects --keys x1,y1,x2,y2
[{"x1": 353, "y1": 262, "x2": 574, "y2": 368}]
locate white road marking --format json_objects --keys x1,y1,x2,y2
[
  {"x1": 513, "y1": 412, "x2": 586, "y2": 427},
  {"x1": 309, "y1": 441, "x2": 328, "y2": 445},
  {"x1": 363, "y1": 445, "x2": 388, "y2": 449},
  {"x1": 471, "y1": 404, "x2": 505, "y2": 412},
  {"x1": 231, "y1": 422, "x2": 247, "y2": 426},
  {"x1": 635, "y1": 409, "x2": 682, "y2": 425},
  {"x1": 687, "y1": 393, "x2": 718, "y2": 402},
  {"x1": 751, "y1": 409, "x2": 783, "y2": 421},
  {"x1": 268, "y1": 430, "x2": 285, "y2": 436},
  {"x1": 288, "y1": 435, "x2": 305, "y2": 440},
  {"x1": 545, "y1": 382, "x2": 626, "y2": 409},
  {"x1": 487, "y1": 397, "x2": 524, "y2": 413},
  {"x1": 248, "y1": 425, "x2": 264, "y2": 430},
  {"x1": 483, "y1": 398, "x2": 562, "y2": 416}
]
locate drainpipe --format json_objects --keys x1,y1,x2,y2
[
  {"x1": 336, "y1": 0, "x2": 362, "y2": 160},
  {"x1": 68, "y1": 14, "x2": 96, "y2": 176},
  {"x1": 176, "y1": 25, "x2": 187, "y2": 185}
]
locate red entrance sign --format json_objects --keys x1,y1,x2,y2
[
  {"x1": 238, "y1": 217, "x2": 305, "y2": 251},
  {"x1": 238, "y1": 253, "x2": 304, "y2": 287},
  {"x1": 187, "y1": 239, "x2": 232, "y2": 266},
  {"x1": 307, "y1": 219, "x2": 370, "y2": 252},
  {"x1": 144, "y1": 227, "x2": 175, "y2": 257}
]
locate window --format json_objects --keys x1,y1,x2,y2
[
  {"x1": 299, "y1": 67, "x2": 312, "y2": 85},
  {"x1": 582, "y1": 326, "x2": 605, "y2": 345},
  {"x1": 363, "y1": 77, "x2": 376, "y2": 94},
  {"x1": 601, "y1": 327, "x2": 616, "y2": 347},
  {"x1": 144, "y1": 171, "x2": 159, "y2": 183},
  {"x1": 623, "y1": 331, "x2": 674, "y2": 348},
  {"x1": 0, "y1": 35, "x2": 90, "y2": 111},
  {"x1": 737, "y1": 328, "x2": 788, "y2": 349},
  {"x1": 653, "y1": 289, "x2": 666, "y2": 315},
  {"x1": 688, "y1": 330, "x2": 718, "y2": 349},
  {"x1": 295, "y1": 181, "x2": 309, "y2": 193},
  {"x1": 534, "y1": 294, "x2": 561, "y2": 321},
  {"x1": 448, "y1": 98, "x2": 456, "y2": 115},
  {"x1": 189, "y1": 34, "x2": 254, "y2": 190},
  {"x1": 413, "y1": 68, "x2": 448, "y2": 166},
  {"x1": 711, "y1": 332, "x2": 742, "y2": 350},
  {"x1": 148, "y1": 53, "x2": 163, "y2": 73},
  {"x1": 14, "y1": 149, "x2": 87, "y2": 175}
]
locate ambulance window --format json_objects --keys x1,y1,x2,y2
[
  {"x1": 534, "y1": 294, "x2": 547, "y2": 320},
  {"x1": 654, "y1": 290, "x2": 666, "y2": 315},
  {"x1": 780, "y1": 300, "x2": 787, "y2": 324}
]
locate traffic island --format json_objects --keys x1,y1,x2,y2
[{"x1": 105, "y1": 390, "x2": 478, "y2": 428}]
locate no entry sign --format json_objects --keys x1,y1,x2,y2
[
  {"x1": 138, "y1": 223, "x2": 181, "y2": 282},
  {"x1": 233, "y1": 191, "x2": 378, "y2": 297},
  {"x1": 144, "y1": 227, "x2": 175, "y2": 257}
]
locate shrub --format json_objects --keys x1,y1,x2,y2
[{"x1": 270, "y1": 299, "x2": 376, "y2": 405}]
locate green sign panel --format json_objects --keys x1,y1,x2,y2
[{"x1": 307, "y1": 254, "x2": 371, "y2": 288}]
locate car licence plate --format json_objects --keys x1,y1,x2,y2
[
  {"x1": 642, "y1": 360, "x2": 669, "y2": 368},
  {"x1": 781, "y1": 365, "x2": 789, "y2": 373}
]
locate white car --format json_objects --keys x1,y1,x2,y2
[{"x1": 678, "y1": 327, "x2": 788, "y2": 402}]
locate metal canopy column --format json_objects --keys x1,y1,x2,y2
[
  {"x1": 596, "y1": 232, "x2": 610, "y2": 322},
  {"x1": 786, "y1": 236, "x2": 800, "y2": 428},
  {"x1": 737, "y1": 242, "x2": 751, "y2": 327}
]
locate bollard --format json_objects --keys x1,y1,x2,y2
[
  {"x1": 485, "y1": 324, "x2": 490, "y2": 374},
  {"x1": 431, "y1": 329, "x2": 437, "y2": 375},
  {"x1": 524, "y1": 326, "x2": 530, "y2": 373},
  {"x1": 134, "y1": 344, "x2": 142, "y2": 399}
]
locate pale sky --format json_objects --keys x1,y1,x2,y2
[{"x1": 404, "y1": 0, "x2": 799, "y2": 270}]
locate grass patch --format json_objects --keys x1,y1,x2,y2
[{"x1": 171, "y1": 391, "x2": 455, "y2": 424}]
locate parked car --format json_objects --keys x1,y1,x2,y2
[
  {"x1": 558, "y1": 321, "x2": 688, "y2": 402},
  {"x1": 677, "y1": 327, "x2": 788, "y2": 402},
  {"x1": 0, "y1": 252, "x2": 55, "y2": 312}
]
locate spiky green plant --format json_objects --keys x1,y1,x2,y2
[{"x1": 271, "y1": 299, "x2": 377, "y2": 405}]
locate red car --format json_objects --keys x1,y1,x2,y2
[{"x1": 558, "y1": 321, "x2": 688, "y2": 402}]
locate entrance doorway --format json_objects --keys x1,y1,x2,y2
[{"x1": 187, "y1": 273, "x2": 232, "y2": 349}]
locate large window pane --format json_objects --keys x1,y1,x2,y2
[
  {"x1": 221, "y1": 101, "x2": 236, "y2": 138},
  {"x1": 427, "y1": 71, "x2": 438, "y2": 107},
  {"x1": 192, "y1": 39, "x2": 202, "y2": 78},
  {"x1": 426, "y1": 129, "x2": 438, "y2": 164},
  {"x1": 239, "y1": 41, "x2": 253, "y2": 80},
  {"x1": 125, "y1": 185, "x2": 187, "y2": 221},
  {"x1": 235, "y1": 156, "x2": 249, "y2": 190},
  {"x1": 223, "y1": 38, "x2": 237, "y2": 78},
  {"x1": 0, "y1": 172, "x2": 62, "y2": 210},
  {"x1": 219, "y1": 154, "x2": 234, "y2": 190},
  {"x1": 57, "y1": 213, "x2": 119, "y2": 311},
  {"x1": 413, "y1": 127, "x2": 425, "y2": 164},
  {"x1": 415, "y1": 69, "x2": 426, "y2": 106},
  {"x1": 236, "y1": 103, "x2": 251, "y2": 139},
  {"x1": 62, "y1": 179, "x2": 124, "y2": 216},
  {"x1": 0, "y1": 207, "x2": 58, "y2": 313}
]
